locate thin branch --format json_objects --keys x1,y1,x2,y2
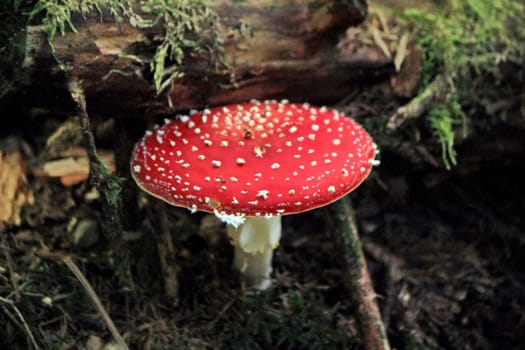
[
  {"x1": 1, "y1": 234, "x2": 20, "y2": 300},
  {"x1": 68, "y1": 79, "x2": 123, "y2": 241},
  {"x1": 387, "y1": 74, "x2": 449, "y2": 130},
  {"x1": 328, "y1": 197, "x2": 391, "y2": 350},
  {"x1": 362, "y1": 240, "x2": 404, "y2": 329}
]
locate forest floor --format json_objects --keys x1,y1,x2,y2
[
  {"x1": 1, "y1": 1, "x2": 524, "y2": 350},
  {"x1": 2, "y1": 107, "x2": 524, "y2": 350}
]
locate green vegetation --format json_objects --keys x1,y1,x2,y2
[
  {"x1": 1, "y1": 250, "x2": 355, "y2": 349},
  {"x1": 205, "y1": 291, "x2": 353, "y2": 349},
  {"x1": 28, "y1": 0, "x2": 221, "y2": 91},
  {"x1": 407, "y1": 0, "x2": 524, "y2": 86},
  {"x1": 428, "y1": 101, "x2": 463, "y2": 169},
  {"x1": 405, "y1": 0, "x2": 524, "y2": 168}
]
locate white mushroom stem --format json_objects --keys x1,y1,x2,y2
[{"x1": 227, "y1": 216, "x2": 282, "y2": 290}]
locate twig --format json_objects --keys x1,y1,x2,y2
[
  {"x1": 68, "y1": 78, "x2": 135, "y2": 294},
  {"x1": 328, "y1": 197, "x2": 391, "y2": 350},
  {"x1": 387, "y1": 74, "x2": 449, "y2": 130},
  {"x1": 362, "y1": 240, "x2": 404, "y2": 329},
  {"x1": 151, "y1": 201, "x2": 179, "y2": 304},
  {"x1": 68, "y1": 79, "x2": 123, "y2": 240},
  {"x1": 0, "y1": 296, "x2": 40, "y2": 350},
  {"x1": 361, "y1": 241, "x2": 431, "y2": 348},
  {"x1": 1, "y1": 234, "x2": 21, "y2": 300},
  {"x1": 62, "y1": 256, "x2": 129, "y2": 350}
]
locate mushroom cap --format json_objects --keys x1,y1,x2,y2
[{"x1": 131, "y1": 100, "x2": 376, "y2": 217}]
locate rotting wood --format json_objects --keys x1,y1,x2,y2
[
  {"x1": 390, "y1": 45, "x2": 422, "y2": 98},
  {"x1": 1, "y1": 0, "x2": 396, "y2": 120}
]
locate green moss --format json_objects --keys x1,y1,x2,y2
[
  {"x1": 405, "y1": 0, "x2": 524, "y2": 168},
  {"x1": 28, "y1": 0, "x2": 221, "y2": 92},
  {"x1": 428, "y1": 101, "x2": 464, "y2": 170},
  {"x1": 407, "y1": 0, "x2": 524, "y2": 85}
]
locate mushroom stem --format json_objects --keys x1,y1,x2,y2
[
  {"x1": 232, "y1": 242, "x2": 274, "y2": 290},
  {"x1": 227, "y1": 216, "x2": 282, "y2": 290}
]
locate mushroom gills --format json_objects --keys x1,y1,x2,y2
[{"x1": 227, "y1": 216, "x2": 282, "y2": 290}]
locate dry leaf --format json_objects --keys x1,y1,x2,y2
[
  {"x1": 0, "y1": 149, "x2": 34, "y2": 225},
  {"x1": 371, "y1": 27, "x2": 391, "y2": 59},
  {"x1": 394, "y1": 32, "x2": 409, "y2": 72}
]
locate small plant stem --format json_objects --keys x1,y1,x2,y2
[{"x1": 328, "y1": 197, "x2": 391, "y2": 350}]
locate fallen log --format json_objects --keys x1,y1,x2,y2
[{"x1": 2, "y1": 0, "x2": 394, "y2": 120}]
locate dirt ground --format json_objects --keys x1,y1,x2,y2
[{"x1": 1, "y1": 1, "x2": 524, "y2": 350}]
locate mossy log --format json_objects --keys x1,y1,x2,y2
[{"x1": 1, "y1": 0, "x2": 395, "y2": 120}]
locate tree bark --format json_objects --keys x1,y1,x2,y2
[{"x1": 1, "y1": 0, "x2": 394, "y2": 120}]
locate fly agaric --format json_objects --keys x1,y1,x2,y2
[{"x1": 131, "y1": 100, "x2": 377, "y2": 290}]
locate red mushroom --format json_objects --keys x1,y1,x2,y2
[{"x1": 130, "y1": 100, "x2": 377, "y2": 290}]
